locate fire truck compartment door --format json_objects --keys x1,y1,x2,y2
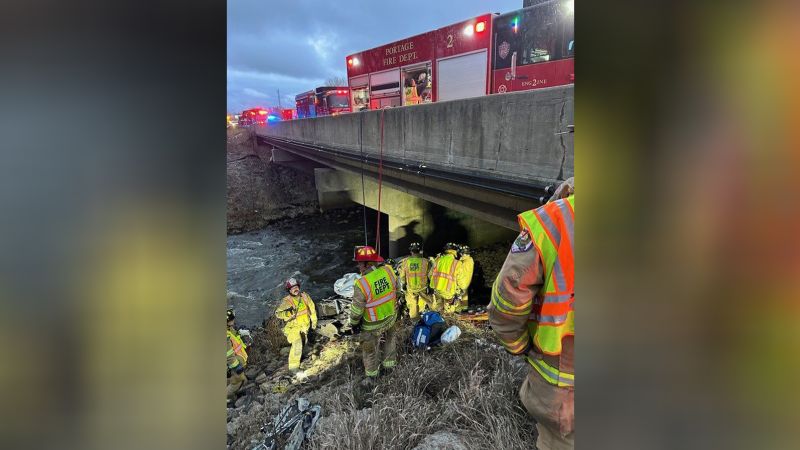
[
  {"x1": 349, "y1": 75, "x2": 368, "y2": 88},
  {"x1": 436, "y1": 50, "x2": 488, "y2": 102},
  {"x1": 370, "y1": 69, "x2": 400, "y2": 98}
]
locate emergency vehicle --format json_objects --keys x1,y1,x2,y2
[
  {"x1": 238, "y1": 108, "x2": 268, "y2": 126},
  {"x1": 345, "y1": 0, "x2": 574, "y2": 110},
  {"x1": 295, "y1": 87, "x2": 352, "y2": 119}
]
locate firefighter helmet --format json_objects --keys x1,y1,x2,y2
[
  {"x1": 459, "y1": 245, "x2": 471, "y2": 255},
  {"x1": 353, "y1": 245, "x2": 384, "y2": 262},
  {"x1": 227, "y1": 308, "x2": 235, "y2": 322},
  {"x1": 445, "y1": 242, "x2": 459, "y2": 251},
  {"x1": 285, "y1": 277, "x2": 300, "y2": 291},
  {"x1": 409, "y1": 242, "x2": 422, "y2": 253}
]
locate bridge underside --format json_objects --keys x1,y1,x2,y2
[{"x1": 255, "y1": 86, "x2": 573, "y2": 257}]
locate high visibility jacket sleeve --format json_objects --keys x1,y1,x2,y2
[
  {"x1": 453, "y1": 260, "x2": 464, "y2": 294},
  {"x1": 487, "y1": 237, "x2": 544, "y2": 355},
  {"x1": 275, "y1": 295, "x2": 296, "y2": 322},
  {"x1": 398, "y1": 259, "x2": 407, "y2": 284},
  {"x1": 305, "y1": 294, "x2": 317, "y2": 328},
  {"x1": 457, "y1": 256, "x2": 474, "y2": 291},
  {"x1": 349, "y1": 281, "x2": 367, "y2": 326},
  {"x1": 227, "y1": 335, "x2": 241, "y2": 370}
]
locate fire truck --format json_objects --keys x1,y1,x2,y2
[
  {"x1": 295, "y1": 87, "x2": 352, "y2": 119},
  {"x1": 345, "y1": 0, "x2": 574, "y2": 110},
  {"x1": 238, "y1": 107, "x2": 268, "y2": 126}
]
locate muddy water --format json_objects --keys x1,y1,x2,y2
[{"x1": 226, "y1": 208, "x2": 368, "y2": 328}]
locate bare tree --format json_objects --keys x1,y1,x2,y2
[{"x1": 325, "y1": 76, "x2": 347, "y2": 87}]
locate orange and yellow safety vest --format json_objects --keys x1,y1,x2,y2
[
  {"x1": 226, "y1": 329, "x2": 248, "y2": 369},
  {"x1": 402, "y1": 256, "x2": 429, "y2": 293},
  {"x1": 518, "y1": 194, "x2": 574, "y2": 387},
  {"x1": 351, "y1": 266, "x2": 398, "y2": 331},
  {"x1": 430, "y1": 250, "x2": 459, "y2": 298}
]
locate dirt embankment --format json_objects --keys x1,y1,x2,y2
[
  {"x1": 227, "y1": 128, "x2": 319, "y2": 234},
  {"x1": 227, "y1": 319, "x2": 537, "y2": 450}
]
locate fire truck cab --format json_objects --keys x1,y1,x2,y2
[
  {"x1": 238, "y1": 108, "x2": 268, "y2": 126},
  {"x1": 295, "y1": 87, "x2": 352, "y2": 119}
]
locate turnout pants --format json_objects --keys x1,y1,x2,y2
[
  {"x1": 458, "y1": 291, "x2": 469, "y2": 312},
  {"x1": 227, "y1": 371, "x2": 246, "y2": 400},
  {"x1": 285, "y1": 328, "x2": 308, "y2": 371},
  {"x1": 432, "y1": 292, "x2": 458, "y2": 314},
  {"x1": 359, "y1": 321, "x2": 400, "y2": 377},
  {"x1": 405, "y1": 290, "x2": 425, "y2": 319},
  {"x1": 519, "y1": 369, "x2": 574, "y2": 450}
]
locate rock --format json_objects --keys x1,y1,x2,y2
[
  {"x1": 280, "y1": 347, "x2": 290, "y2": 356},
  {"x1": 234, "y1": 396, "x2": 248, "y2": 408},
  {"x1": 259, "y1": 382, "x2": 272, "y2": 394},
  {"x1": 254, "y1": 372, "x2": 268, "y2": 384},
  {"x1": 245, "y1": 366, "x2": 261, "y2": 380},
  {"x1": 412, "y1": 432, "x2": 468, "y2": 450}
]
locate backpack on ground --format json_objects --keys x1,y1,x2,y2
[{"x1": 411, "y1": 311, "x2": 446, "y2": 349}]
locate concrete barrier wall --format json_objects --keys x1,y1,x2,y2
[{"x1": 260, "y1": 86, "x2": 574, "y2": 184}]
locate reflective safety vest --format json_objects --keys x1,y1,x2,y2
[
  {"x1": 403, "y1": 256, "x2": 429, "y2": 293},
  {"x1": 430, "y1": 251, "x2": 459, "y2": 297},
  {"x1": 518, "y1": 195, "x2": 574, "y2": 385},
  {"x1": 355, "y1": 266, "x2": 398, "y2": 324},
  {"x1": 227, "y1": 329, "x2": 248, "y2": 367},
  {"x1": 292, "y1": 293, "x2": 311, "y2": 318}
]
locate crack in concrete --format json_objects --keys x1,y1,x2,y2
[{"x1": 557, "y1": 100, "x2": 567, "y2": 181}]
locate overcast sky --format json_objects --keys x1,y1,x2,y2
[{"x1": 227, "y1": 0, "x2": 522, "y2": 112}]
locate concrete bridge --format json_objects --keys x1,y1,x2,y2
[{"x1": 255, "y1": 86, "x2": 573, "y2": 257}]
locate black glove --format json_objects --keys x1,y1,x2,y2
[{"x1": 350, "y1": 323, "x2": 362, "y2": 335}]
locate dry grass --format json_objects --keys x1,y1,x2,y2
[{"x1": 306, "y1": 322, "x2": 537, "y2": 450}]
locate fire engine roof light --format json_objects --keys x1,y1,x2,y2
[
  {"x1": 353, "y1": 57, "x2": 360, "y2": 66},
  {"x1": 258, "y1": 110, "x2": 267, "y2": 115},
  {"x1": 348, "y1": 58, "x2": 353, "y2": 65},
  {"x1": 463, "y1": 24, "x2": 474, "y2": 36},
  {"x1": 565, "y1": 0, "x2": 574, "y2": 15},
  {"x1": 476, "y1": 21, "x2": 486, "y2": 33}
]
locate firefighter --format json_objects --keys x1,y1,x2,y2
[
  {"x1": 226, "y1": 308, "x2": 248, "y2": 404},
  {"x1": 275, "y1": 278, "x2": 317, "y2": 372},
  {"x1": 349, "y1": 245, "x2": 401, "y2": 384},
  {"x1": 456, "y1": 245, "x2": 474, "y2": 312},
  {"x1": 398, "y1": 242, "x2": 430, "y2": 319},
  {"x1": 429, "y1": 242, "x2": 463, "y2": 313},
  {"x1": 488, "y1": 177, "x2": 575, "y2": 450}
]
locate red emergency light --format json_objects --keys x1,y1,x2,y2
[{"x1": 465, "y1": 20, "x2": 487, "y2": 36}]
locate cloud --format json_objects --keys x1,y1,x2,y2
[
  {"x1": 227, "y1": 0, "x2": 522, "y2": 111},
  {"x1": 242, "y1": 88, "x2": 268, "y2": 98}
]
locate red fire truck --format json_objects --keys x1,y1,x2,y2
[
  {"x1": 295, "y1": 87, "x2": 352, "y2": 119},
  {"x1": 345, "y1": 0, "x2": 574, "y2": 110},
  {"x1": 238, "y1": 107, "x2": 268, "y2": 126}
]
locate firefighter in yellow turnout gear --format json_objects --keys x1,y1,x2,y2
[
  {"x1": 226, "y1": 308, "x2": 248, "y2": 404},
  {"x1": 456, "y1": 245, "x2": 474, "y2": 312},
  {"x1": 398, "y1": 242, "x2": 430, "y2": 319},
  {"x1": 429, "y1": 243, "x2": 464, "y2": 313},
  {"x1": 349, "y1": 245, "x2": 401, "y2": 380},
  {"x1": 275, "y1": 278, "x2": 317, "y2": 372}
]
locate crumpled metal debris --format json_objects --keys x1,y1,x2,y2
[{"x1": 252, "y1": 397, "x2": 321, "y2": 450}]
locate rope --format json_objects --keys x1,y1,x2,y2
[
  {"x1": 359, "y1": 113, "x2": 368, "y2": 245},
  {"x1": 375, "y1": 109, "x2": 385, "y2": 255}
]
